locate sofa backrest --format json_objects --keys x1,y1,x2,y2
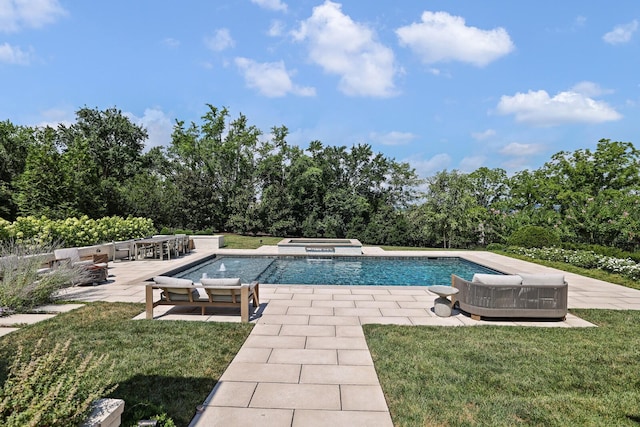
[
  {"x1": 472, "y1": 273, "x2": 522, "y2": 285},
  {"x1": 517, "y1": 273, "x2": 566, "y2": 286},
  {"x1": 471, "y1": 273, "x2": 565, "y2": 286}
]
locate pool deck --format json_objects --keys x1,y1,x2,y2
[{"x1": 48, "y1": 246, "x2": 640, "y2": 426}]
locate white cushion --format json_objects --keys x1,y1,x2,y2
[
  {"x1": 54, "y1": 248, "x2": 80, "y2": 263},
  {"x1": 153, "y1": 276, "x2": 193, "y2": 287},
  {"x1": 472, "y1": 274, "x2": 522, "y2": 285},
  {"x1": 517, "y1": 273, "x2": 565, "y2": 286},
  {"x1": 201, "y1": 278, "x2": 241, "y2": 286}
]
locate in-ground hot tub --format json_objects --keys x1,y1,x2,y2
[{"x1": 277, "y1": 238, "x2": 363, "y2": 255}]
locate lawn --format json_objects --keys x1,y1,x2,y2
[
  {"x1": 0, "y1": 302, "x2": 253, "y2": 426},
  {"x1": 364, "y1": 309, "x2": 640, "y2": 426},
  {"x1": 222, "y1": 233, "x2": 283, "y2": 249}
]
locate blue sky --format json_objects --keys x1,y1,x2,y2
[{"x1": 1, "y1": 0, "x2": 639, "y2": 177}]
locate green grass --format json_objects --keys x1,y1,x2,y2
[
  {"x1": 222, "y1": 233, "x2": 283, "y2": 249},
  {"x1": 0, "y1": 302, "x2": 253, "y2": 427},
  {"x1": 364, "y1": 309, "x2": 640, "y2": 426}
]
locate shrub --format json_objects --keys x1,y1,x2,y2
[
  {"x1": 507, "y1": 226, "x2": 561, "y2": 248},
  {"x1": 486, "y1": 243, "x2": 505, "y2": 251},
  {"x1": 507, "y1": 246, "x2": 640, "y2": 280},
  {"x1": 562, "y1": 242, "x2": 640, "y2": 263},
  {"x1": 0, "y1": 241, "x2": 87, "y2": 313},
  {"x1": 0, "y1": 339, "x2": 116, "y2": 427},
  {"x1": 0, "y1": 216, "x2": 156, "y2": 247}
]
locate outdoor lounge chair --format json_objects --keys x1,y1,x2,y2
[
  {"x1": 52, "y1": 248, "x2": 108, "y2": 285},
  {"x1": 146, "y1": 276, "x2": 260, "y2": 322}
]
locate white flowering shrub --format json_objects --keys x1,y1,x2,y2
[
  {"x1": 508, "y1": 247, "x2": 640, "y2": 280},
  {"x1": 0, "y1": 216, "x2": 155, "y2": 247}
]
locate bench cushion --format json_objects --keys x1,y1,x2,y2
[
  {"x1": 517, "y1": 273, "x2": 565, "y2": 286},
  {"x1": 471, "y1": 273, "x2": 522, "y2": 285},
  {"x1": 153, "y1": 276, "x2": 199, "y2": 301},
  {"x1": 201, "y1": 278, "x2": 242, "y2": 286},
  {"x1": 153, "y1": 276, "x2": 193, "y2": 287}
]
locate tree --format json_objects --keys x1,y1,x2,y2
[
  {"x1": 14, "y1": 127, "x2": 67, "y2": 218},
  {"x1": 0, "y1": 121, "x2": 31, "y2": 220},
  {"x1": 59, "y1": 107, "x2": 149, "y2": 217},
  {"x1": 168, "y1": 105, "x2": 261, "y2": 232},
  {"x1": 413, "y1": 170, "x2": 481, "y2": 248}
]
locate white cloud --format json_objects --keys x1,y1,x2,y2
[
  {"x1": 0, "y1": 42, "x2": 31, "y2": 64},
  {"x1": 369, "y1": 131, "x2": 417, "y2": 146},
  {"x1": 292, "y1": 0, "x2": 397, "y2": 97},
  {"x1": 0, "y1": 0, "x2": 66, "y2": 32},
  {"x1": 471, "y1": 129, "x2": 496, "y2": 141},
  {"x1": 499, "y1": 142, "x2": 545, "y2": 156},
  {"x1": 603, "y1": 20, "x2": 638, "y2": 45},
  {"x1": 268, "y1": 20, "x2": 285, "y2": 37},
  {"x1": 126, "y1": 108, "x2": 173, "y2": 149},
  {"x1": 204, "y1": 28, "x2": 235, "y2": 52},
  {"x1": 235, "y1": 57, "x2": 315, "y2": 97},
  {"x1": 396, "y1": 11, "x2": 514, "y2": 67},
  {"x1": 496, "y1": 89, "x2": 622, "y2": 126},
  {"x1": 459, "y1": 156, "x2": 485, "y2": 172},
  {"x1": 35, "y1": 107, "x2": 74, "y2": 128},
  {"x1": 502, "y1": 157, "x2": 533, "y2": 172},
  {"x1": 162, "y1": 37, "x2": 180, "y2": 48},
  {"x1": 570, "y1": 81, "x2": 613, "y2": 97},
  {"x1": 407, "y1": 153, "x2": 452, "y2": 178},
  {"x1": 251, "y1": 0, "x2": 287, "y2": 12}
]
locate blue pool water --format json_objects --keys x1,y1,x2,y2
[{"x1": 176, "y1": 256, "x2": 501, "y2": 286}]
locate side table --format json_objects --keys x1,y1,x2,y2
[{"x1": 427, "y1": 285, "x2": 460, "y2": 317}]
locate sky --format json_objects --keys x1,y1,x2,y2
[{"x1": 1, "y1": 0, "x2": 639, "y2": 178}]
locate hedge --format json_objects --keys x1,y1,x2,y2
[{"x1": 0, "y1": 216, "x2": 156, "y2": 247}]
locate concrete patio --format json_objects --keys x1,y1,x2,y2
[{"x1": 9, "y1": 245, "x2": 640, "y2": 426}]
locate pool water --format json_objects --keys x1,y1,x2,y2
[{"x1": 176, "y1": 256, "x2": 501, "y2": 286}]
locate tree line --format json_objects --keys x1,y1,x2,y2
[{"x1": 1, "y1": 105, "x2": 638, "y2": 251}]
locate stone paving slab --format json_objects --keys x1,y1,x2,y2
[
  {"x1": 337, "y1": 349, "x2": 374, "y2": 366},
  {"x1": 0, "y1": 313, "x2": 56, "y2": 326},
  {"x1": 300, "y1": 365, "x2": 381, "y2": 385},
  {"x1": 292, "y1": 409, "x2": 393, "y2": 427},
  {"x1": 279, "y1": 324, "x2": 336, "y2": 336},
  {"x1": 208, "y1": 381, "x2": 257, "y2": 407},
  {"x1": 221, "y1": 362, "x2": 302, "y2": 383},
  {"x1": 250, "y1": 383, "x2": 341, "y2": 410},
  {"x1": 0, "y1": 327, "x2": 19, "y2": 337},
  {"x1": 192, "y1": 407, "x2": 293, "y2": 427},
  {"x1": 341, "y1": 385, "x2": 389, "y2": 411},
  {"x1": 34, "y1": 303, "x2": 85, "y2": 313},
  {"x1": 269, "y1": 348, "x2": 338, "y2": 365}
]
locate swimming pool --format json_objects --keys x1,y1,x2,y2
[{"x1": 176, "y1": 256, "x2": 502, "y2": 286}]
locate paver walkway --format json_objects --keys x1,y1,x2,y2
[{"x1": 5, "y1": 246, "x2": 640, "y2": 426}]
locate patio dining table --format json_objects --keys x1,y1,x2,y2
[{"x1": 133, "y1": 236, "x2": 177, "y2": 261}]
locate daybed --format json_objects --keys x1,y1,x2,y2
[
  {"x1": 451, "y1": 273, "x2": 568, "y2": 320},
  {"x1": 146, "y1": 276, "x2": 260, "y2": 323}
]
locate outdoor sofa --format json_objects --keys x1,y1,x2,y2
[
  {"x1": 146, "y1": 276, "x2": 260, "y2": 322},
  {"x1": 51, "y1": 248, "x2": 108, "y2": 285},
  {"x1": 451, "y1": 273, "x2": 568, "y2": 320}
]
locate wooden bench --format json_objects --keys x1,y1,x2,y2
[{"x1": 145, "y1": 277, "x2": 260, "y2": 323}]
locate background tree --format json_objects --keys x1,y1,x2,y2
[
  {"x1": 168, "y1": 105, "x2": 260, "y2": 232},
  {"x1": 59, "y1": 107, "x2": 148, "y2": 217},
  {"x1": 409, "y1": 170, "x2": 481, "y2": 248},
  {"x1": 14, "y1": 127, "x2": 67, "y2": 218},
  {"x1": 0, "y1": 121, "x2": 30, "y2": 220}
]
